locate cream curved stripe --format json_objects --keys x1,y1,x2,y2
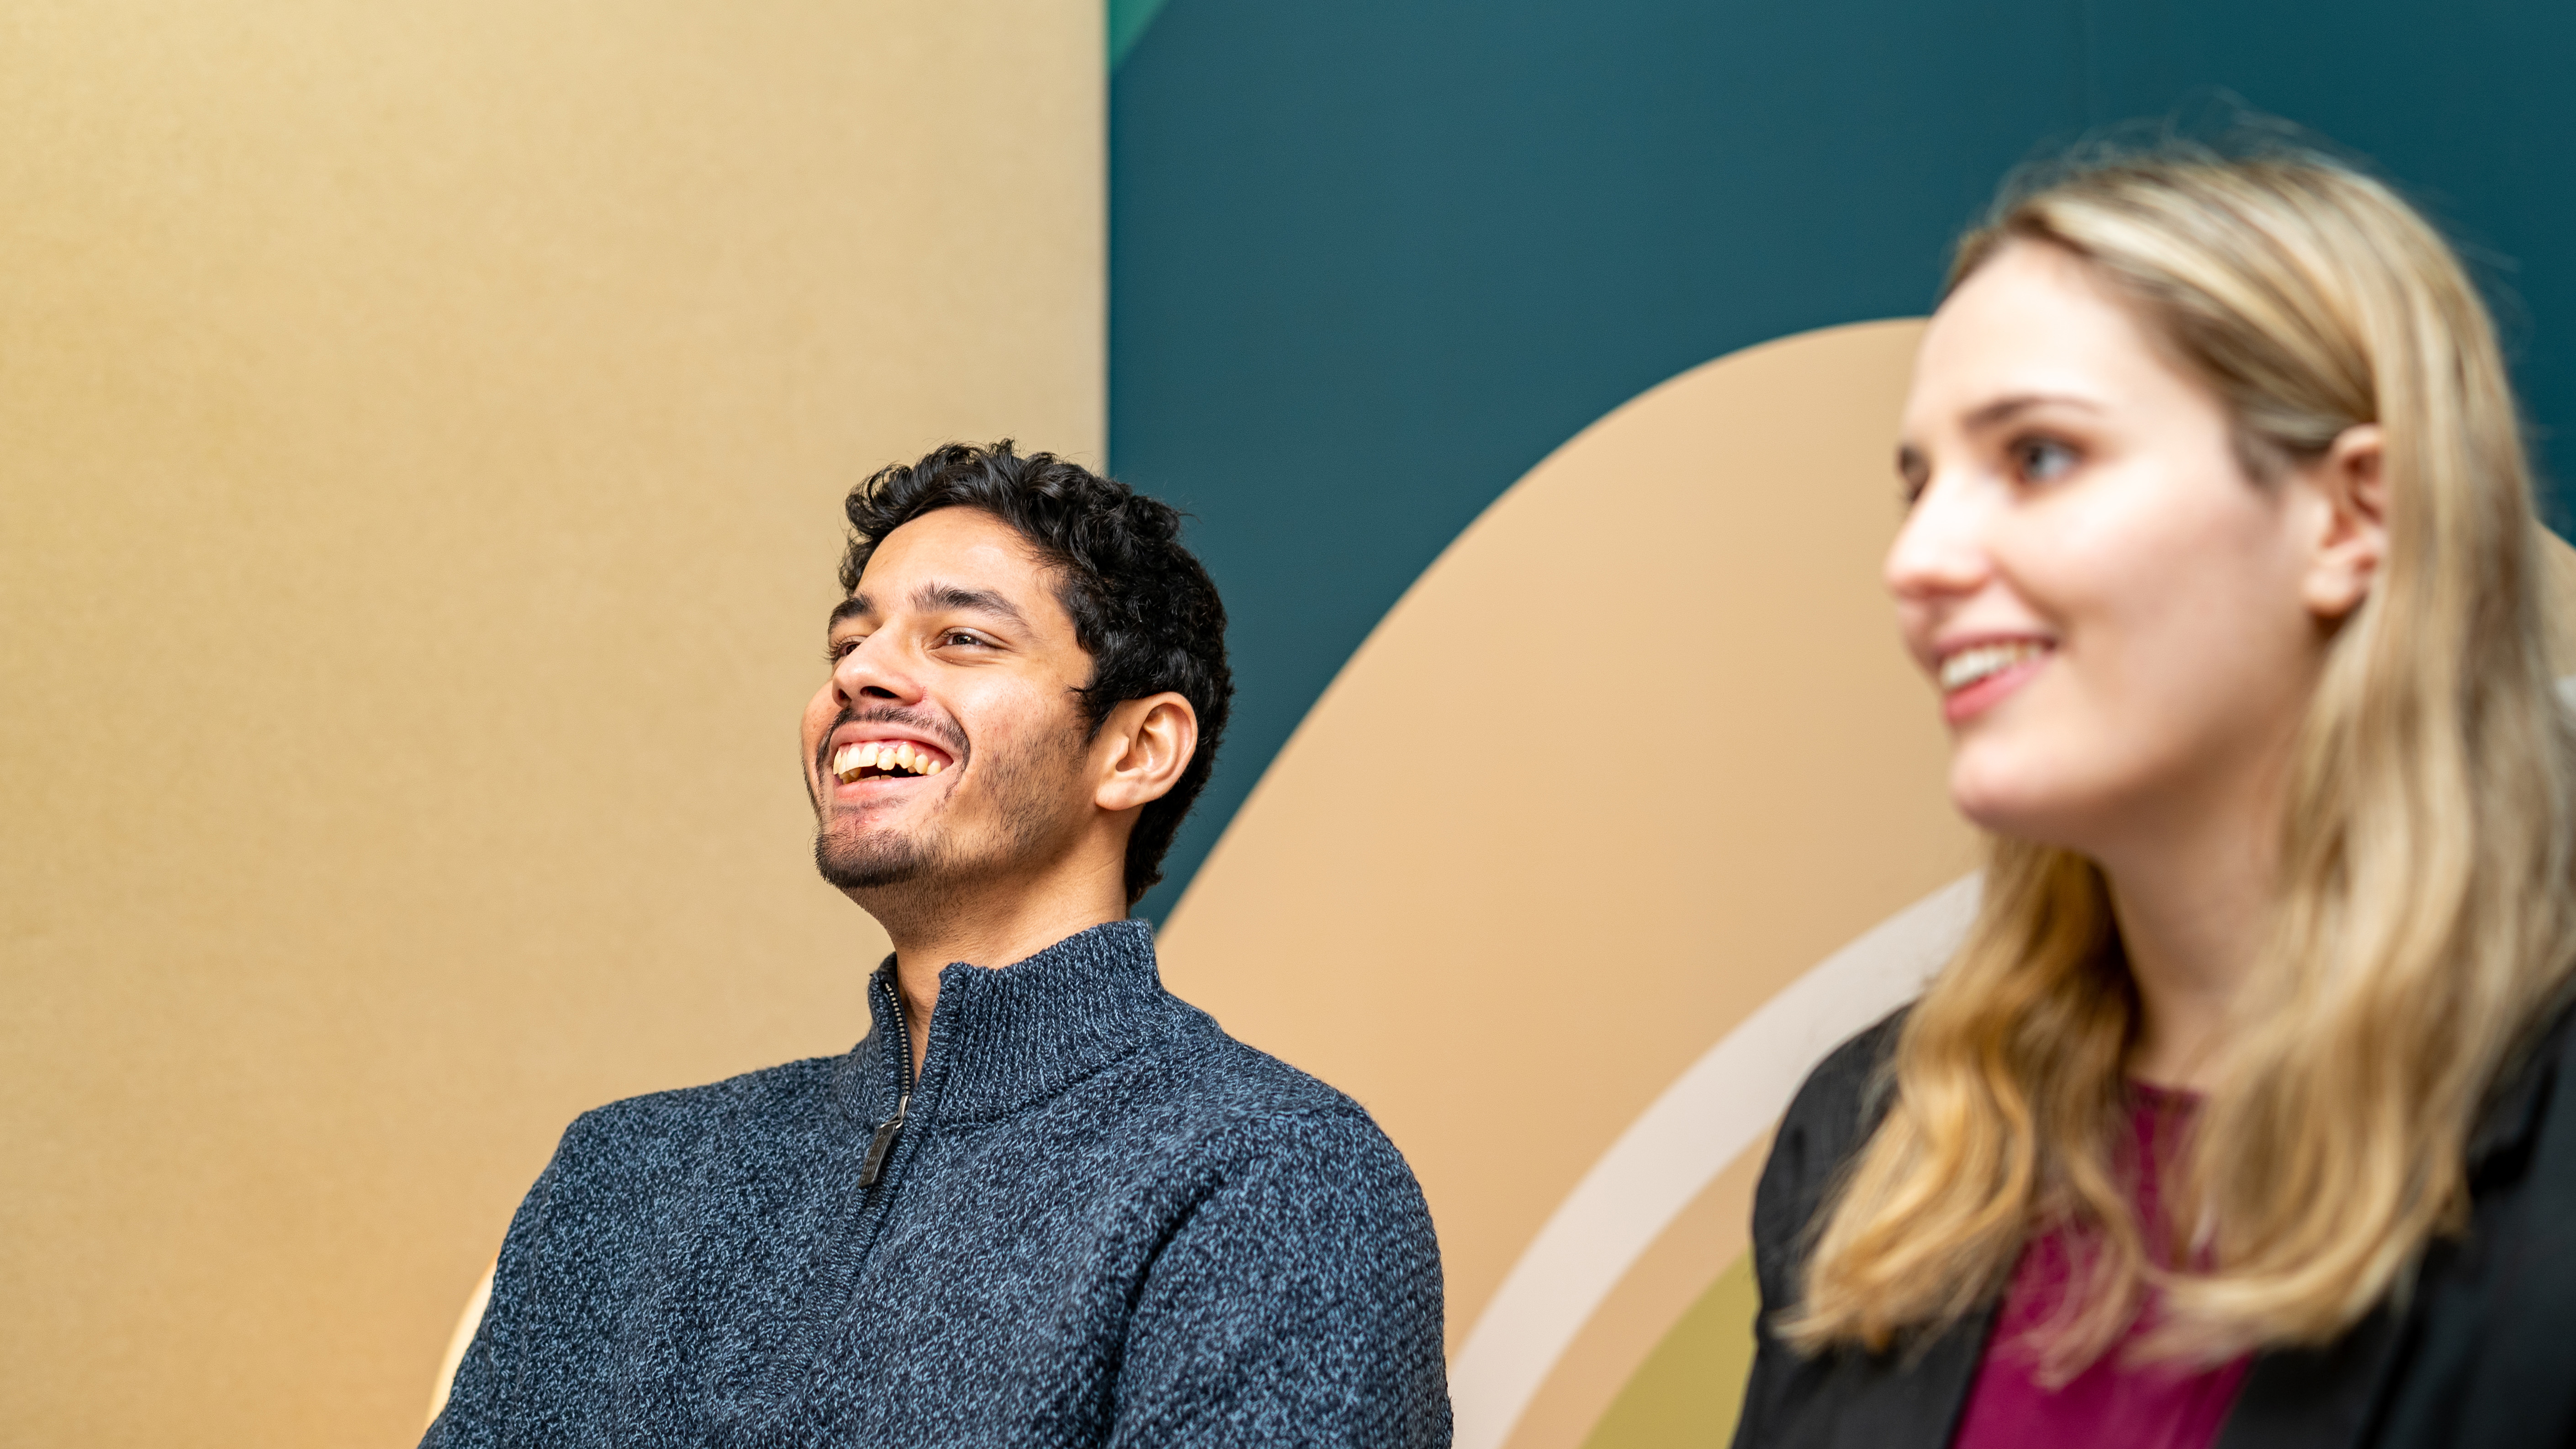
[
  {"x1": 427, "y1": 1261, "x2": 495, "y2": 1428},
  {"x1": 1449, "y1": 875, "x2": 1983, "y2": 1449}
]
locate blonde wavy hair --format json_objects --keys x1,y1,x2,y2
[{"x1": 1786, "y1": 147, "x2": 2576, "y2": 1372}]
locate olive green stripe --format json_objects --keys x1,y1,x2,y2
[{"x1": 1581, "y1": 1252, "x2": 1760, "y2": 1449}]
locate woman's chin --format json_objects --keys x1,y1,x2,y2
[{"x1": 1948, "y1": 766, "x2": 2094, "y2": 851}]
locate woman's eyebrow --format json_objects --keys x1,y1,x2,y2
[{"x1": 1962, "y1": 392, "x2": 2104, "y2": 433}]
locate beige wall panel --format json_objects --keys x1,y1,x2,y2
[
  {"x1": 0, "y1": 3, "x2": 1100, "y2": 1444},
  {"x1": 1157, "y1": 319, "x2": 1977, "y2": 1449}
]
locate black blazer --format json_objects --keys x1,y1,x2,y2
[{"x1": 1731, "y1": 1000, "x2": 2576, "y2": 1449}]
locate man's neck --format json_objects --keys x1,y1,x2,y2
[{"x1": 862, "y1": 857, "x2": 1133, "y2": 1074}]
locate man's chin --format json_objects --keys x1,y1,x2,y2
[{"x1": 813, "y1": 828, "x2": 937, "y2": 893}]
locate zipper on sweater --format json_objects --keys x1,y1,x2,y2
[{"x1": 858, "y1": 972, "x2": 913, "y2": 1191}]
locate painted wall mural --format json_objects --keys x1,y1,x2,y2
[
  {"x1": 1111, "y1": 3, "x2": 2576, "y2": 1445},
  {"x1": 1156, "y1": 321, "x2": 1976, "y2": 1446}
]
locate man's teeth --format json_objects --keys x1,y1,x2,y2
[
  {"x1": 1939, "y1": 641, "x2": 2048, "y2": 692},
  {"x1": 830, "y1": 741, "x2": 948, "y2": 783}
]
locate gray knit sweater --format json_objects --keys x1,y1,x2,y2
[{"x1": 423, "y1": 920, "x2": 1452, "y2": 1448}]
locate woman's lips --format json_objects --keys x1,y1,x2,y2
[{"x1": 1940, "y1": 646, "x2": 2050, "y2": 724}]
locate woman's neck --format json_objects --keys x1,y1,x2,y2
[{"x1": 2097, "y1": 782, "x2": 2283, "y2": 1092}]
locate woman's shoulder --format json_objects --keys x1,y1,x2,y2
[
  {"x1": 2325, "y1": 991, "x2": 2576, "y2": 1447},
  {"x1": 1780, "y1": 1009, "x2": 1908, "y2": 1165},
  {"x1": 2470, "y1": 987, "x2": 2576, "y2": 1186},
  {"x1": 1751, "y1": 1009, "x2": 1908, "y2": 1263}
]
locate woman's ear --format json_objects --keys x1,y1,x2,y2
[
  {"x1": 1093, "y1": 693, "x2": 1199, "y2": 813},
  {"x1": 2298, "y1": 423, "x2": 2387, "y2": 621}
]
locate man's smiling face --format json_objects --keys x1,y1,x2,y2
[{"x1": 802, "y1": 507, "x2": 1098, "y2": 897}]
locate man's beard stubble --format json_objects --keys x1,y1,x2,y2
[{"x1": 809, "y1": 704, "x2": 1085, "y2": 905}]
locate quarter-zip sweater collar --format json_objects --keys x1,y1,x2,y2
[{"x1": 843, "y1": 918, "x2": 1173, "y2": 1131}]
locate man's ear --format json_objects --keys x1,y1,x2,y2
[
  {"x1": 1093, "y1": 693, "x2": 1198, "y2": 813},
  {"x1": 2298, "y1": 423, "x2": 2388, "y2": 622}
]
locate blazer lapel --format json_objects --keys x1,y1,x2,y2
[
  {"x1": 2213, "y1": 1305, "x2": 2405, "y2": 1449},
  {"x1": 2211, "y1": 1003, "x2": 2565, "y2": 1449},
  {"x1": 1807, "y1": 1308, "x2": 1995, "y2": 1449}
]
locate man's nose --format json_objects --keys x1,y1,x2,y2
[
  {"x1": 832, "y1": 637, "x2": 925, "y2": 710},
  {"x1": 1883, "y1": 471, "x2": 1994, "y2": 605}
]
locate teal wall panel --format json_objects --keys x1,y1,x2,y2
[{"x1": 1110, "y1": 0, "x2": 2576, "y2": 918}]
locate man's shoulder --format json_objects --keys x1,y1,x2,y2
[
  {"x1": 555, "y1": 1050, "x2": 850, "y2": 1164},
  {"x1": 1082, "y1": 1014, "x2": 1438, "y2": 1266},
  {"x1": 1118, "y1": 1006, "x2": 1410, "y2": 1168}
]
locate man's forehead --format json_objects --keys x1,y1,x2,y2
[{"x1": 834, "y1": 511, "x2": 1069, "y2": 632}]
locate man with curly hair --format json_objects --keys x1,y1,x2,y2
[{"x1": 425, "y1": 442, "x2": 1452, "y2": 1449}]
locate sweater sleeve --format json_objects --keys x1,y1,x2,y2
[
  {"x1": 419, "y1": 1146, "x2": 566, "y2": 1449},
  {"x1": 420, "y1": 1101, "x2": 649, "y2": 1449},
  {"x1": 1107, "y1": 1109, "x2": 1453, "y2": 1449}
]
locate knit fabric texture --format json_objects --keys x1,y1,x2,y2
[{"x1": 423, "y1": 919, "x2": 1453, "y2": 1448}]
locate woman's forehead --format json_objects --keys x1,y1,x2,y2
[{"x1": 1909, "y1": 245, "x2": 2195, "y2": 430}]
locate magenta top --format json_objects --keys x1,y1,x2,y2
[{"x1": 1951, "y1": 1087, "x2": 2251, "y2": 1449}]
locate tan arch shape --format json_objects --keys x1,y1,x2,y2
[{"x1": 1157, "y1": 318, "x2": 1973, "y2": 1449}]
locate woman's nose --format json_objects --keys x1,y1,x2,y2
[{"x1": 1884, "y1": 472, "x2": 1994, "y2": 605}]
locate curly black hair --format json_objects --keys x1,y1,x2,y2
[{"x1": 838, "y1": 441, "x2": 1232, "y2": 905}]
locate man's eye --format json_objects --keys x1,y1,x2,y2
[
  {"x1": 940, "y1": 630, "x2": 987, "y2": 649},
  {"x1": 2012, "y1": 437, "x2": 2079, "y2": 484},
  {"x1": 825, "y1": 636, "x2": 863, "y2": 663}
]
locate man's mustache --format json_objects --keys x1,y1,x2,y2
[{"x1": 812, "y1": 704, "x2": 970, "y2": 780}]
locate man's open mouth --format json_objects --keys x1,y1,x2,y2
[{"x1": 831, "y1": 740, "x2": 951, "y2": 783}]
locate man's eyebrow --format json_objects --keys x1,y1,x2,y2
[
  {"x1": 911, "y1": 583, "x2": 1029, "y2": 629},
  {"x1": 827, "y1": 584, "x2": 1031, "y2": 633},
  {"x1": 1962, "y1": 393, "x2": 2103, "y2": 432}
]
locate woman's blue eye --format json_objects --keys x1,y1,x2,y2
[{"x1": 2015, "y1": 438, "x2": 2078, "y2": 483}]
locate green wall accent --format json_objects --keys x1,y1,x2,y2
[
  {"x1": 1108, "y1": 0, "x2": 1171, "y2": 69},
  {"x1": 1112, "y1": 0, "x2": 2576, "y2": 924},
  {"x1": 1583, "y1": 1253, "x2": 1762, "y2": 1449}
]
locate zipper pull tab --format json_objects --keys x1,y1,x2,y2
[{"x1": 858, "y1": 1106, "x2": 906, "y2": 1189}]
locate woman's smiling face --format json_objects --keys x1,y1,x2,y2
[{"x1": 1886, "y1": 240, "x2": 2334, "y2": 860}]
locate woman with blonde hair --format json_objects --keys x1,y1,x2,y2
[{"x1": 1734, "y1": 141, "x2": 2576, "y2": 1448}]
